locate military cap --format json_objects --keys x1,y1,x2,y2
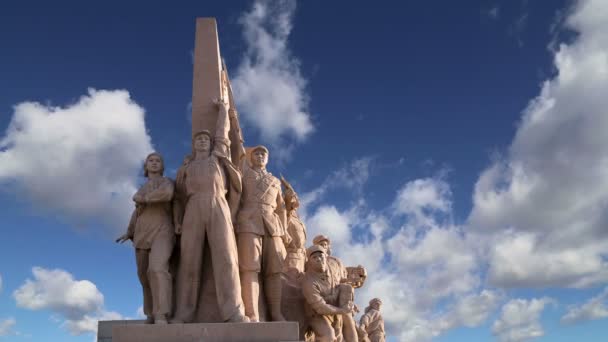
[
  {"x1": 306, "y1": 245, "x2": 327, "y2": 259},
  {"x1": 251, "y1": 145, "x2": 269, "y2": 155},
  {"x1": 370, "y1": 298, "x2": 382, "y2": 305},
  {"x1": 193, "y1": 129, "x2": 212, "y2": 139},
  {"x1": 312, "y1": 234, "x2": 330, "y2": 245}
]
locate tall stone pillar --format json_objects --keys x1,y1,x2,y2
[{"x1": 191, "y1": 18, "x2": 223, "y2": 137}]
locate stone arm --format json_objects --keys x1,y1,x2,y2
[
  {"x1": 141, "y1": 179, "x2": 174, "y2": 203},
  {"x1": 359, "y1": 312, "x2": 371, "y2": 330},
  {"x1": 172, "y1": 165, "x2": 188, "y2": 234},
  {"x1": 302, "y1": 281, "x2": 345, "y2": 316},
  {"x1": 213, "y1": 99, "x2": 231, "y2": 161}
]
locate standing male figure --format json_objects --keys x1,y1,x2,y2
[
  {"x1": 281, "y1": 176, "x2": 306, "y2": 276},
  {"x1": 236, "y1": 146, "x2": 287, "y2": 322},
  {"x1": 171, "y1": 96, "x2": 248, "y2": 323},
  {"x1": 302, "y1": 246, "x2": 356, "y2": 342},
  {"x1": 358, "y1": 298, "x2": 385, "y2": 342}
]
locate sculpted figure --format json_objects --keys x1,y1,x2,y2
[
  {"x1": 171, "y1": 97, "x2": 248, "y2": 323},
  {"x1": 116, "y1": 152, "x2": 175, "y2": 324},
  {"x1": 313, "y1": 235, "x2": 361, "y2": 341},
  {"x1": 281, "y1": 176, "x2": 306, "y2": 276},
  {"x1": 302, "y1": 246, "x2": 356, "y2": 342},
  {"x1": 236, "y1": 145, "x2": 287, "y2": 322},
  {"x1": 358, "y1": 298, "x2": 385, "y2": 342}
]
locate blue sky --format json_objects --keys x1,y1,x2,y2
[{"x1": 1, "y1": 0, "x2": 608, "y2": 341}]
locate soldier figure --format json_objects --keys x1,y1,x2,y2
[
  {"x1": 171, "y1": 97, "x2": 248, "y2": 323},
  {"x1": 116, "y1": 152, "x2": 175, "y2": 324},
  {"x1": 313, "y1": 235, "x2": 359, "y2": 341},
  {"x1": 358, "y1": 298, "x2": 385, "y2": 342},
  {"x1": 302, "y1": 245, "x2": 356, "y2": 342},
  {"x1": 237, "y1": 146, "x2": 287, "y2": 322},
  {"x1": 281, "y1": 176, "x2": 306, "y2": 276}
]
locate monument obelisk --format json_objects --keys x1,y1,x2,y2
[
  {"x1": 98, "y1": 18, "x2": 298, "y2": 342},
  {"x1": 191, "y1": 18, "x2": 223, "y2": 137}
]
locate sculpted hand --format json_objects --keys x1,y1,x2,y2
[
  {"x1": 213, "y1": 96, "x2": 229, "y2": 112},
  {"x1": 282, "y1": 233, "x2": 292, "y2": 246},
  {"x1": 115, "y1": 233, "x2": 130, "y2": 244},
  {"x1": 340, "y1": 301, "x2": 354, "y2": 314}
]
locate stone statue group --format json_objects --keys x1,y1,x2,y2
[{"x1": 116, "y1": 97, "x2": 385, "y2": 342}]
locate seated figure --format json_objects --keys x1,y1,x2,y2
[{"x1": 302, "y1": 245, "x2": 356, "y2": 342}]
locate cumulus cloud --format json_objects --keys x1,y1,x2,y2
[
  {"x1": 561, "y1": 287, "x2": 608, "y2": 324},
  {"x1": 492, "y1": 297, "x2": 554, "y2": 342},
  {"x1": 13, "y1": 267, "x2": 123, "y2": 335},
  {"x1": 0, "y1": 89, "x2": 153, "y2": 231},
  {"x1": 0, "y1": 318, "x2": 16, "y2": 337},
  {"x1": 232, "y1": 0, "x2": 313, "y2": 158},
  {"x1": 301, "y1": 172, "x2": 495, "y2": 341},
  {"x1": 469, "y1": 0, "x2": 608, "y2": 288}
]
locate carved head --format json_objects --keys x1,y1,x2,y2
[
  {"x1": 192, "y1": 130, "x2": 212, "y2": 154},
  {"x1": 281, "y1": 175, "x2": 300, "y2": 211},
  {"x1": 370, "y1": 298, "x2": 382, "y2": 310},
  {"x1": 313, "y1": 235, "x2": 331, "y2": 255},
  {"x1": 250, "y1": 145, "x2": 269, "y2": 168},
  {"x1": 143, "y1": 152, "x2": 164, "y2": 177},
  {"x1": 306, "y1": 245, "x2": 327, "y2": 273}
]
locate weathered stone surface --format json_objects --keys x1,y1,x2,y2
[
  {"x1": 191, "y1": 17, "x2": 222, "y2": 138},
  {"x1": 98, "y1": 320, "x2": 144, "y2": 342},
  {"x1": 98, "y1": 321, "x2": 299, "y2": 342}
]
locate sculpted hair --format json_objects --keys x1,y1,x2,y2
[{"x1": 143, "y1": 152, "x2": 165, "y2": 177}]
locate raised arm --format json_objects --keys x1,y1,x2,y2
[{"x1": 213, "y1": 97, "x2": 231, "y2": 159}]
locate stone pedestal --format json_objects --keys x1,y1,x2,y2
[{"x1": 97, "y1": 320, "x2": 300, "y2": 342}]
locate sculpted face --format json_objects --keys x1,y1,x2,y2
[
  {"x1": 372, "y1": 302, "x2": 381, "y2": 311},
  {"x1": 251, "y1": 149, "x2": 268, "y2": 168},
  {"x1": 193, "y1": 133, "x2": 211, "y2": 153},
  {"x1": 146, "y1": 154, "x2": 163, "y2": 175},
  {"x1": 309, "y1": 252, "x2": 327, "y2": 272},
  {"x1": 318, "y1": 240, "x2": 330, "y2": 252}
]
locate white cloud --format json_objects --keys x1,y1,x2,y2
[
  {"x1": 136, "y1": 305, "x2": 145, "y2": 319},
  {"x1": 492, "y1": 297, "x2": 554, "y2": 342},
  {"x1": 468, "y1": 0, "x2": 608, "y2": 288},
  {"x1": 63, "y1": 311, "x2": 123, "y2": 336},
  {"x1": 0, "y1": 318, "x2": 16, "y2": 337},
  {"x1": 561, "y1": 287, "x2": 608, "y2": 324},
  {"x1": 13, "y1": 267, "x2": 123, "y2": 336},
  {"x1": 393, "y1": 177, "x2": 452, "y2": 225},
  {"x1": 299, "y1": 157, "x2": 374, "y2": 219},
  {"x1": 446, "y1": 290, "x2": 503, "y2": 328},
  {"x1": 0, "y1": 88, "x2": 153, "y2": 231},
  {"x1": 302, "y1": 172, "x2": 494, "y2": 341},
  {"x1": 232, "y1": 0, "x2": 313, "y2": 158}
]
